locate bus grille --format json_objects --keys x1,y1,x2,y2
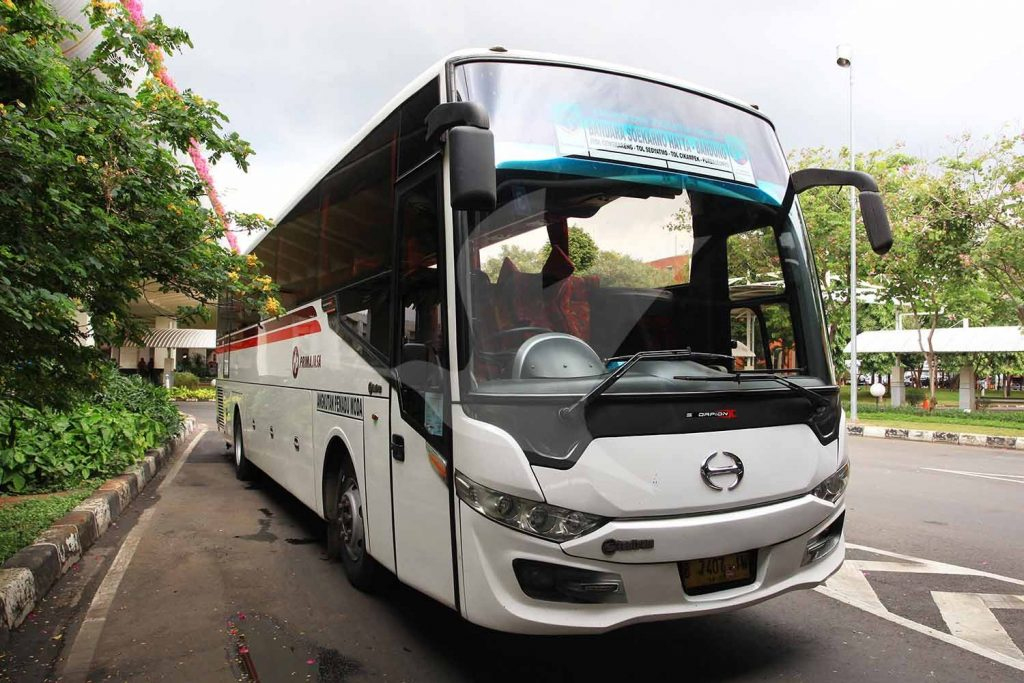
[{"x1": 216, "y1": 385, "x2": 225, "y2": 429}]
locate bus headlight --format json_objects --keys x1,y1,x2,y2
[
  {"x1": 811, "y1": 462, "x2": 850, "y2": 504},
  {"x1": 455, "y1": 471, "x2": 607, "y2": 542}
]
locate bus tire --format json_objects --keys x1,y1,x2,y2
[
  {"x1": 233, "y1": 411, "x2": 255, "y2": 481},
  {"x1": 328, "y1": 458, "x2": 381, "y2": 591}
]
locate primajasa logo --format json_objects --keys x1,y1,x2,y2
[{"x1": 291, "y1": 346, "x2": 321, "y2": 378}]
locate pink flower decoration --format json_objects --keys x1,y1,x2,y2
[
  {"x1": 121, "y1": 0, "x2": 146, "y2": 30},
  {"x1": 119, "y1": 0, "x2": 239, "y2": 252}
]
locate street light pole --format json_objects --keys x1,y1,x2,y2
[{"x1": 837, "y1": 44, "x2": 857, "y2": 422}]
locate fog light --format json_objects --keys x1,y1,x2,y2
[
  {"x1": 513, "y1": 559, "x2": 626, "y2": 604},
  {"x1": 802, "y1": 512, "x2": 845, "y2": 566}
]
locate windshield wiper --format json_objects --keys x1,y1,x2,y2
[
  {"x1": 559, "y1": 349, "x2": 734, "y2": 421},
  {"x1": 672, "y1": 371, "x2": 832, "y2": 409}
]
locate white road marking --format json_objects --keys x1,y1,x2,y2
[
  {"x1": 820, "y1": 562, "x2": 886, "y2": 611},
  {"x1": 847, "y1": 542, "x2": 1024, "y2": 588},
  {"x1": 932, "y1": 592, "x2": 1024, "y2": 660},
  {"x1": 922, "y1": 468, "x2": 1024, "y2": 485},
  {"x1": 816, "y1": 542, "x2": 1024, "y2": 673},
  {"x1": 57, "y1": 427, "x2": 208, "y2": 683}
]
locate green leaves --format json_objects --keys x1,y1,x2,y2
[
  {"x1": 0, "y1": 0, "x2": 273, "y2": 409},
  {"x1": 0, "y1": 371, "x2": 181, "y2": 494}
]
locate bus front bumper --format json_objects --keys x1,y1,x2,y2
[{"x1": 457, "y1": 498, "x2": 845, "y2": 635}]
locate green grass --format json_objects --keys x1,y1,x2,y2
[
  {"x1": 0, "y1": 490, "x2": 93, "y2": 564},
  {"x1": 840, "y1": 385, "x2": 1024, "y2": 407}
]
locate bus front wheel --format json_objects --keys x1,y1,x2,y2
[{"x1": 328, "y1": 460, "x2": 381, "y2": 591}]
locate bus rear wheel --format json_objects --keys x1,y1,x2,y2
[
  {"x1": 328, "y1": 461, "x2": 381, "y2": 591},
  {"x1": 233, "y1": 413, "x2": 255, "y2": 481}
]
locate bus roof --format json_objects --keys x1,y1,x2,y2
[{"x1": 247, "y1": 48, "x2": 771, "y2": 255}]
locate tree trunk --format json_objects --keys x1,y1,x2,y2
[{"x1": 926, "y1": 313, "x2": 939, "y2": 406}]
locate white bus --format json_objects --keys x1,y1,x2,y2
[{"x1": 216, "y1": 49, "x2": 892, "y2": 634}]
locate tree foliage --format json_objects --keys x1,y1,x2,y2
[
  {"x1": 482, "y1": 225, "x2": 670, "y2": 288},
  {"x1": 0, "y1": 1, "x2": 273, "y2": 408}
]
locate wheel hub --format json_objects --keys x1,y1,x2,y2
[{"x1": 338, "y1": 484, "x2": 364, "y2": 562}]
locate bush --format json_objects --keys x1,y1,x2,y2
[
  {"x1": 99, "y1": 373, "x2": 182, "y2": 438},
  {"x1": 0, "y1": 372, "x2": 182, "y2": 494},
  {"x1": 169, "y1": 387, "x2": 216, "y2": 401},
  {"x1": 173, "y1": 372, "x2": 200, "y2": 390},
  {"x1": 905, "y1": 388, "x2": 926, "y2": 407}
]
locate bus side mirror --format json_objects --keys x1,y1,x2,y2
[
  {"x1": 857, "y1": 192, "x2": 893, "y2": 255},
  {"x1": 448, "y1": 126, "x2": 496, "y2": 211},
  {"x1": 790, "y1": 168, "x2": 893, "y2": 255},
  {"x1": 426, "y1": 102, "x2": 496, "y2": 211}
]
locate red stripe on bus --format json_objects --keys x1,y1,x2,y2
[
  {"x1": 217, "y1": 306, "x2": 318, "y2": 345},
  {"x1": 216, "y1": 320, "x2": 322, "y2": 354}
]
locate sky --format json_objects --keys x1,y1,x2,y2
[{"x1": 139, "y1": 0, "x2": 1024, "y2": 250}]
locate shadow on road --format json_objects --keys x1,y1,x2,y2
[{"x1": 230, "y1": 457, "x2": 798, "y2": 682}]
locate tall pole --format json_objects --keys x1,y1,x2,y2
[
  {"x1": 848, "y1": 60, "x2": 857, "y2": 422},
  {"x1": 837, "y1": 44, "x2": 857, "y2": 422}
]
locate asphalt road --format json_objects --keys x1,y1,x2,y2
[{"x1": 2, "y1": 402, "x2": 1022, "y2": 682}]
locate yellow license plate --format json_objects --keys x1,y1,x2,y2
[{"x1": 680, "y1": 550, "x2": 757, "y2": 595}]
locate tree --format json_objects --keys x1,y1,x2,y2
[
  {"x1": 542, "y1": 226, "x2": 599, "y2": 272},
  {"x1": 588, "y1": 250, "x2": 673, "y2": 288},
  {"x1": 940, "y1": 130, "x2": 1024, "y2": 326},
  {"x1": 0, "y1": 1, "x2": 272, "y2": 408}
]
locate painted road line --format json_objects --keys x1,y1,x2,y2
[
  {"x1": 932, "y1": 592, "x2": 1024, "y2": 660},
  {"x1": 58, "y1": 427, "x2": 208, "y2": 683},
  {"x1": 816, "y1": 543, "x2": 1024, "y2": 673},
  {"x1": 847, "y1": 542, "x2": 1024, "y2": 588},
  {"x1": 922, "y1": 468, "x2": 1024, "y2": 485}
]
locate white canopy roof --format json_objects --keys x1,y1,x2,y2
[
  {"x1": 847, "y1": 326, "x2": 1024, "y2": 354},
  {"x1": 124, "y1": 328, "x2": 216, "y2": 349}
]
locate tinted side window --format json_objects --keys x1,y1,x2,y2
[
  {"x1": 319, "y1": 113, "x2": 398, "y2": 294},
  {"x1": 398, "y1": 78, "x2": 440, "y2": 177},
  {"x1": 395, "y1": 173, "x2": 444, "y2": 440},
  {"x1": 274, "y1": 193, "x2": 320, "y2": 308},
  {"x1": 326, "y1": 271, "x2": 392, "y2": 365}
]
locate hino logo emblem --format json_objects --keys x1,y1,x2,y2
[{"x1": 700, "y1": 451, "x2": 744, "y2": 491}]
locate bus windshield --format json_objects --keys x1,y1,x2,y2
[{"x1": 453, "y1": 61, "x2": 832, "y2": 401}]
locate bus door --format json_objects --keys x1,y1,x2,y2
[{"x1": 389, "y1": 165, "x2": 456, "y2": 606}]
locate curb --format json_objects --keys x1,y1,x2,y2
[
  {"x1": 0, "y1": 415, "x2": 199, "y2": 641},
  {"x1": 848, "y1": 424, "x2": 1024, "y2": 450}
]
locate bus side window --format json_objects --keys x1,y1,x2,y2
[
  {"x1": 395, "y1": 173, "x2": 444, "y2": 441},
  {"x1": 328, "y1": 271, "x2": 392, "y2": 367}
]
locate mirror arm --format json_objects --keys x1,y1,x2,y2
[
  {"x1": 425, "y1": 102, "x2": 490, "y2": 146},
  {"x1": 791, "y1": 168, "x2": 879, "y2": 194}
]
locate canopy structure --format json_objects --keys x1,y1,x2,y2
[
  {"x1": 123, "y1": 328, "x2": 216, "y2": 349},
  {"x1": 846, "y1": 326, "x2": 1024, "y2": 355},
  {"x1": 846, "y1": 325, "x2": 1024, "y2": 410}
]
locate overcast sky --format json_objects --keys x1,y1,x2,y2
[{"x1": 145, "y1": 0, "x2": 1024, "y2": 247}]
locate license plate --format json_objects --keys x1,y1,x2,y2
[{"x1": 680, "y1": 550, "x2": 757, "y2": 595}]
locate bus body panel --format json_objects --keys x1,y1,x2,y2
[
  {"x1": 362, "y1": 396, "x2": 396, "y2": 571},
  {"x1": 390, "y1": 399, "x2": 457, "y2": 608},
  {"x1": 531, "y1": 425, "x2": 839, "y2": 518},
  {"x1": 449, "y1": 405, "x2": 545, "y2": 501},
  {"x1": 559, "y1": 495, "x2": 836, "y2": 563},
  {"x1": 458, "y1": 497, "x2": 844, "y2": 634}
]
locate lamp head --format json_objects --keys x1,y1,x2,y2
[{"x1": 836, "y1": 43, "x2": 852, "y2": 68}]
